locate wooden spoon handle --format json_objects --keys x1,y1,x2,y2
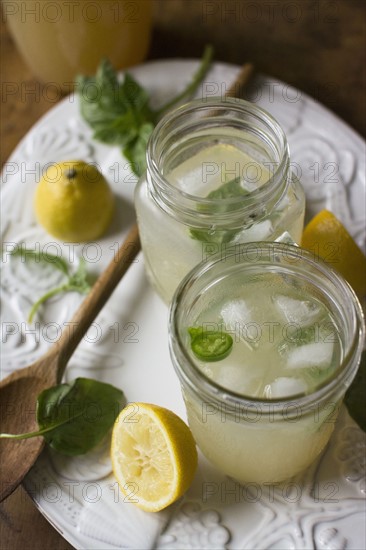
[
  {"x1": 226, "y1": 63, "x2": 254, "y2": 98},
  {"x1": 54, "y1": 223, "x2": 140, "y2": 377}
]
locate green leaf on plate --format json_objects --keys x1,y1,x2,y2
[
  {"x1": 37, "y1": 378, "x2": 125, "y2": 455},
  {"x1": 11, "y1": 249, "x2": 92, "y2": 323},
  {"x1": 0, "y1": 378, "x2": 125, "y2": 456},
  {"x1": 10, "y1": 248, "x2": 70, "y2": 276}
]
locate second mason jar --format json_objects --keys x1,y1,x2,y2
[
  {"x1": 168, "y1": 243, "x2": 365, "y2": 483},
  {"x1": 135, "y1": 98, "x2": 305, "y2": 303}
]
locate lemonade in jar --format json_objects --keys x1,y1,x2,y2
[
  {"x1": 169, "y1": 243, "x2": 365, "y2": 483},
  {"x1": 135, "y1": 98, "x2": 305, "y2": 303}
]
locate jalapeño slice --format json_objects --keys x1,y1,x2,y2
[{"x1": 188, "y1": 327, "x2": 233, "y2": 362}]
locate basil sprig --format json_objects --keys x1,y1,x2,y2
[
  {"x1": 76, "y1": 46, "x2": 213, "y2": 177},
  {"x1": 10, "y1": 248, "x2": 91, "y2": 323}
]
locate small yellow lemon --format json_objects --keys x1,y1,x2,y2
[
  {"x1": 301, "y1": 209, "x2": 366, "y2": 296},
  {"x1": 35, "y1": 160, "x2": 114, "y2": 242},
  {"x1": 111, "y1": 403, "x2": 198, "y2": 512}
]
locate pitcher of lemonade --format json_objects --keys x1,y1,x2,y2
[{"x1": 3, "y1": 0, "x2": 152, "y2": 91}]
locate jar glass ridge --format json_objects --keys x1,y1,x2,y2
[
  {"x1": 135, "y1": 98, "x2": 305, "y2": 303},
  {"x1": 147, "y1": 99, "x2": 290, "y2": 227}
]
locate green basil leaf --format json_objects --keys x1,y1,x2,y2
[
  {"x1": 189, "y1": 227, "x2": 239, "y2": 245},
  {"x1": 206, "y1": 177, "x2": 249, "y2": 201},
  {"x1": 37, "y1": 378, "x2": 125, "y2": 455},
  {"x1": 92, "y1": 112, "x2": 138, "y2": 146},
  {"x1": 77, "y1": 61, "x2": 124, "y2": 127},
  {"x1": 189, "y1": 177, "x2": 251, "y2": 244},
  {"x1": 66, "y1": 258, "x2": 91, "y2": 294},
  {"x1": 96, "y1": 58, "x2": 119, "y2": 91},
  {"x1": 10, "y1": 248, "x2": 69, "y2": 276},
  {"x1": 120, "y1": 73, "x2": 153, "y2": 114},
  {"x1": 123, "y1": 122, "x2": 154, "y2": 177}
]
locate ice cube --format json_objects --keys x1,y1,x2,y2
[
  {"x1": 215, "y1": 365, "x2": 245, "y2": 392},
  {"x1": 240, "y1": 179, "x2": 257, "y2": 193},
  {"x1": 221, "y1": 300, "x2": 257, "y2": 350},
  {"x1": 274, "y1": 231, "x2": 297, "y2": 245},
  {"x1": 277, "y1": 325, "x2": 321, "y2": 354},
  {"x1": 264, "y1": 377, "x2": 308, "y2": 398},
  {"x1": 286, "y1": 342, "x2": 334, "y2": 370},
  {"x1": 201, "y1": 365, "x2": 214, "y2": 379},
  {"x1": 274, "y1": 295, "x2": 322, "y2": 327},
  {"x1": 221, "y1": 299, "x2": 251, "y2": 329},
  {"x1": 213, "y1": 363, "x2": 262, "y2": 396},
  {"x1": 232, "y1": 220, "x2": 273, "y2": 244}
]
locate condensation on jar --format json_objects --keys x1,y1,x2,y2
[{"x1": 134, "y1": 98, "x2": 305, "y2": 303}]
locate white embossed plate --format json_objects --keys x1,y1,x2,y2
[{"x1": 1, "y1": 60, "x2": 365, "y2": 550}]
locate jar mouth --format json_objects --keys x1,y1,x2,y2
[
  {"x1": 147, "y1": 98, "x2": 291, "y2": 228},
  {"x1": 169, "y1": 243, "x2": 365, "y2": 418}
]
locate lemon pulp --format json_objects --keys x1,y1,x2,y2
[{"x1": 111, "y1": 403, "x2": 198, "y2": 512}]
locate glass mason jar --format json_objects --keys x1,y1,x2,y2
[
  {"x1": 169, "y1": 243, "x2": 365, "y2": 484},
  {"x1": 135, "y1": 98, "x2": 305, "y2": 304}
]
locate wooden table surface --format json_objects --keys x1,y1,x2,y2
[{"x1": 1, "y1": 1, "x2": 365, "y2": 548}]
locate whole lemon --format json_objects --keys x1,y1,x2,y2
[{"x1": 35, "y1": 160, "x2": 114, "y2": 242}]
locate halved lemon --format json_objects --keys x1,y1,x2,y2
[
  {"x1": 301, "y1": 209, "x2": 366, "y2": 296},
  {"x1": 111, "y1": 403, "x2": 198, "y2": 512}
]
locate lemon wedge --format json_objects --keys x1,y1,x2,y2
[
  {"x1": 111, "y1": 403, "x2": 198, "y2": 512},
  {"x1": 301, "y1": 209, "x2": 366, "y2": 296}
]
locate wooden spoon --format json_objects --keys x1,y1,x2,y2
[{"x1": 0, "y1": 223, "x2": 140, "y2": 502}]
